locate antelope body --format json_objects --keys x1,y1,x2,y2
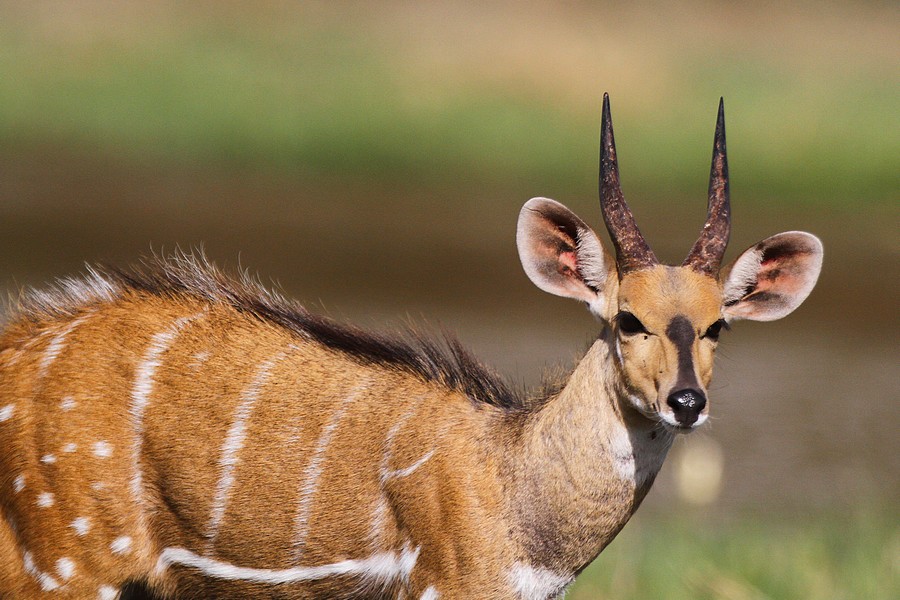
[{"x1": 0, "y1": 96, "x2": 822, "y2": 599}]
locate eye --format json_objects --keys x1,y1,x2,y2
[
  {"x1": 616, "y1": 311, "x2": 649, "y2": 336},
  {"x1": 703, "y1": 319, "x2": 729, "y2": 341}
]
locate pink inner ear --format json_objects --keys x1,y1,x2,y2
[
  {"x1": 558, "y1": 250, "x2": 579, "y2": 279},
  {"x1": 755, "y1": 252, "x2": 815, "y2": 296}
]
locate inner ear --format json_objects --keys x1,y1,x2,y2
[
  {"x1": 722, "y1": 231, "x2": 823, "y2": 322},
  {"x1": 517, "y1": 197, "x2": 613, "y2": 303}
]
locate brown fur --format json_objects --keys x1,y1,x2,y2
[{"x1": 0, "y1": 207, "x2": 821, "y2": 598}]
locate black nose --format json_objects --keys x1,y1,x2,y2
[{"x1": 666, "y1": 389, "x2": 707, "y2": 427}]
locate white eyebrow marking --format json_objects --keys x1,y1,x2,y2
[
  {"x1": 37, "y1": 492, "x2": 54, "y2": 507},
  {"x1": 206, "y1": 352, "x2": 286, "y2": 551},
  {"x1": 129, "y1": 313, "x2": 204, "y2": 551},
  {"x1": 71, "y1": 517, "x2": 91, "y2": 536},
  {"x1": 0, "y1": 403, "x2": 13, "y2": 422},
  {"x1": 93, "y1": 441, "x2": 113, "y2": 458},
  {"x1": 111, "y1": 535, "x2": 133, "y2": 555},
  {"x1": 38, "y1": 314, "x2": 91, "y2": 379},
  {"x1": 157, "y1": 543, "x2": 420, "y2": 585},
  {"x1": 293, "y1": 382, "x2": 368, "y2": 559}
]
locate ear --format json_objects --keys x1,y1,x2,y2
[
  {"x1": 517, "y1": 197, "x2": 614, "y2": 311},
  {"x1": 722, "y1": 231, "x2": 823, "y2": 321}
]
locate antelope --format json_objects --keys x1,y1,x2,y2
[{"x1": 0, "y1": 94, "x2": 822, "y2": 599}]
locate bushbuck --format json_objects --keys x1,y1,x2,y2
[{"x1": 0, "y1": 95, "x2": 822, "y2": 599}]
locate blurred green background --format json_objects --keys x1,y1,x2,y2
[{"x1": 0, "y1": 1, "x2": 896, "y2": 597}]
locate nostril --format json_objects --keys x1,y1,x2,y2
[{"x1": 666, "y1": 389, "x2": 707, "y2": 425}]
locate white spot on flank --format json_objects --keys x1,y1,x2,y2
[
  {"x1": 0, "y1": 403, "x2": 13, "y2": 422},
  {"x1": 23, "y1": 550, "x2": 61, "y2": 591},
  {"x1": 98, "y1": 585, "x2": 119, "y2": 600},
  {"x1": 37, "y1": 492, "x2": 54, "y2": 507},
  {"x1": 110, "y1": 535, "x2": 133, "y2": 555},
  {"x1": 90, "y1": 482, "x2": 107, "y2": 491},
  {"x1": 156, "y1": 543, "x2": 420, "y2": 585},
  {"x1": 62, "y1": 442, "x2": 78, "y2": 453},
  {"x1": 93, "y1": 440, "x2": 113, "y2": 458},
  {"x1": 293, "y1": 382, "x2": 368, "y2": 559},
  {"x1": 56, "y1": 556, "x2": 75, "y2": 580},
  {"x1": 13, "y1": 474, "x2": 25, "y2": 493},
  {"x1": 207, "y1": 352, "x2": 286, "y2": 550},
  {"x1": 129, "y1": 314, "x2": 202, "y2": 542},
  {"x1": 60, "y1": 396, "x2": 77, "y2": 411},
  {"x1": 507, "y1": 562, "x2": 572, "y2": 600},
  {"x1": 71, "y1": 516, "x2": 91, "y2": 536},
  {"x1": 190, "y1": 350, "x2": 211, "y2": 369},
  {"x1": 41, "y1": 453, "x2": 57, "y2": 464},
  {"x1": 421, "y1": 586, "x2": 440, "y2": 599}
]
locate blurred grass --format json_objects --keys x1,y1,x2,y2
[
  {"x1": 0, "y1": 2, "x2": 896, "y2": 206},
  {"x1": 568, "y1": 509, "x2": 898, "y2": 600}
]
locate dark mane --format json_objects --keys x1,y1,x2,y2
[{"x1": 16, "y1": 252, "x2": 526, "y2": 411}]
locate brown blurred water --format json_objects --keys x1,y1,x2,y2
[{"x1": 0, "y1": 145, "x2": 897, "y2": 514}]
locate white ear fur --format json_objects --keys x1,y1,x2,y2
[
  {"x1": 722, "y1": 231, "x2": 823, "y2": 322},
  {"x1": 516, "y1": 198, "x2": 613, "y2": 315}
]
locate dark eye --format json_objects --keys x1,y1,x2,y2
[
  {"x1": 703, "y1": 319, "x2": 729, "y2": 341},
  {"x1": 616, "y1": 312, "x2": 649, "y2": 336}
]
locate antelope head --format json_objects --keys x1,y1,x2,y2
[{"x1": 517, "y1": 94, "x2": 823, "y2": 431}]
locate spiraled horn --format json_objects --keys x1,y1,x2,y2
[
  {"x1": 599, "y1": 93, "x2": 657, "y2": 275},
  {"x1": 683, "y1": 97, "x2": 731, "y2": 276}
]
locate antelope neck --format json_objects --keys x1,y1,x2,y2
[{"x1": 503, "y1": 332, "x2": 674, "y2": 575}]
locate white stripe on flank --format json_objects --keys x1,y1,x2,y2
[
  {"x1": 156, "y1": 544, "x2": 420, "y2": 585},
  {"x1": 381, "y1": 450, "x2": 434, "y2": 482},
  {"x1": 38, "y1": 315, "x2": 90, "y2": 379},
  {"x1": 378, "y1": 400, "x2": 423, "y2": 483},
  {"x1": 206, "y1": 352, "x2": 287, "y2": 551},
  {"x1": 129, "y1": 313, "x2": 204, "y2": 549},
  {"x1": 421, "y1": 586, "x2": 440, "y2": 600},
  {"x1": 370, "y1": 395, "x2": 430, "y2": 546},
  {"x1": 293, "y1": 382, "x2": 368, "y2": 558}
]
